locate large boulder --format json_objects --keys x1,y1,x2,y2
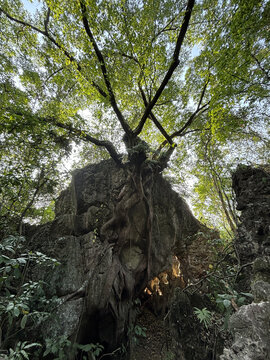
[{"x1": 26, "y1": 159, "x2": 204, "y2": 352}]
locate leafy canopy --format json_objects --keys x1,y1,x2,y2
[{"x1": 0, "y1": 0, "x2": 269, "y2": 227}]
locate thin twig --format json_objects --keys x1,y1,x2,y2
[{"x1": 98, "y1": 347, "x2": 121, "y2": 359}]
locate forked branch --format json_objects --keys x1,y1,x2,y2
[
  {"x1": 138, "y1": 85, "x2": 173, "y2": 145},
  {"x1": 173, "y1": 79, "x2": 209, "y2": 135},
  {"x1": 158, "y1": 79, "x2": 210, "y2": 150},
  {"x1": 0, "y1": 8, "x2": 82, "y2": 70},
  {"x1": 134, "y1": 0, "x2": 195, "y2": 136}
]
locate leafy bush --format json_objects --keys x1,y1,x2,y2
[
  {"x1": 0, "y1": 235, "x2": 60, "y2": 357},
  {"x1": 44, "y1": 336, "x2": 104, "y2": 360},
  {"x1": 43, "y1": 335, "x2": 75, "y2": 359},
  {"x1": 76, "y1": 342, "x2": 104, "y2": 359},
  {"x1": 128, "y1": 324, "x2": 147, "y2": 346},
  {"x1": 216, "y1": 290, "x2": 253, "y2": 329},
  {"x1": 7, "y1": 341, "x2": 41, "y2": 360}
]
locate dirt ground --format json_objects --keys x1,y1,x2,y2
[{"x1": 129, "y1": 306, "x2": 176, "y2": 360}]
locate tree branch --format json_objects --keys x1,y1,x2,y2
[
  {"x1": 79, "y1": 0, "x2": 133, "y2": 137},
  {"x1": 0, "y1": 7, "x2": 82, "y2": 71},
  {"x1": 18, "y1": 168, "x2": 48, "y2": 233},
  {"x1": 92, "y1": 81, "x2": 108, "y2": 98},
  {"x1": 5, "y1": 108, "x2": 122, "y2": 165},
  {"x1": 118, "y1": 52, "x2": 140, "y2": 65},
  {"x1": 157, "y1": 106, "x2": 209, "y2": 152},
  {"x1": 44, "y1": 7, "x2": 51, "y2": 33},
  {"x1": 1, "y1": 7, "x2": 122, "y2": 160},
  {"x1": 175, "y1": 79, "x2": 209, "y2": 136},
  {"x1": 1, "y1": 7, "x2": 44, "y2": 35},
  {"x1": 157, "y1": 79, "x2": 210, "y2": 151},
  {"x1": 150, "y1": 14, "x2": 179, "y2": 44},
  {"x1": 251, "y1": 53, "x2": 270, "y2": 81},
  {"x1": 133, "y1": 0, "x2": 195, "y2": 136},
  {"x1": 138, "y1": 85, "x2": 173, "y2": 145},
  {"x1": 206, "y1": 152, "x2": 238, "y2": 230},
  {"x1": 171, "y1": 94, "x2": 209, "y2": 138},
  {"x1": 47, "y1": 119, "x2": 121, "y2": 164},
  {"x1": 45, "y1": 66, "x2": 64, "y2": 82}
]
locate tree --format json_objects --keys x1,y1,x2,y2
[
  {"x1": 190, "y1": 123, "x2": 269, "y2": 238},
  {"x1": 1, "y1": 1, "x2": 269, "y2": 356},
  {"x1": 0, "y1": 0, "x2": 269, "y2": 226}
]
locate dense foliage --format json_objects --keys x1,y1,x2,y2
[{"x1": 0, "y1": 0, "x2": 269, "y2": 237}]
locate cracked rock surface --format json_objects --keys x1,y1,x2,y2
[{"x1": 221, "y1": 165, "x2": 270, "y2": 360}]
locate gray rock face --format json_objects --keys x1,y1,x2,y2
[
  {"x1": 232, "y1": 165, "x2": 270, "y2": 265},
  {"x1": 27, "y1": 159, "x2": 201, "y2": 350},
  {"x1": 221, "y1": 302, "x2": 270, "y2": 360},
  {"x1": 221, "y1": 165, "x2": 270, "y2": 360}
]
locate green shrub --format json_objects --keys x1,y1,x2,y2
[{"x1": 0, "y1": 235, "x2": 60, "y2": 357}]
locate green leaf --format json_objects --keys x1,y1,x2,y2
[
  {"x1": 51, "y1": 344, "x2": 58, "y2": 354},
  {"x1": 13, "y1": 306, "x2": 20, "y2": 317},
  {"x1": 6, "y1": 302, "x2": 14, "y2": 311},
  {"x1": 21, "y1": 314, "x2": 28, "y2": 329},
  {"x1": 77, "y1": 344, "x2": 94, "y2": 352},
  {"x1": 0, "y1": 255, "x2": 11, "y2": 264},
  {"x1": 24, "y1": 343, "x2": 41, "y2": 349},
  {"x1": 237, "y1": 297, "x2": 246, "y2": 306},
  {"x1": 223, "y1": 299, "x2": 231, "y2": 308},
  {"x1": 21, "y1": 349, "x2": 29, "y2": 359},
  {"x1": 43, "y1": 348, "x2": 50, "y2": 356},
  {"x1": 241, "y1": 292, "x2": 254, "y2": 298},
  {"x1": 14, "y1": 267, "x2": 21, "y2": 279}
]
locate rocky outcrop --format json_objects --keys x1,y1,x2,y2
[
  {"x1": 221, "y1": 302, "x2": 270, "y2": 360},
  {"x1": 233, "y1": 165, "x2": 270, "y2": 266},
  {"x1": 26, "y1": 159, "x2": 205, "y2": 353},
  {"x1": 221, "y1": 165, "x2": 270, "y2": 360}
]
